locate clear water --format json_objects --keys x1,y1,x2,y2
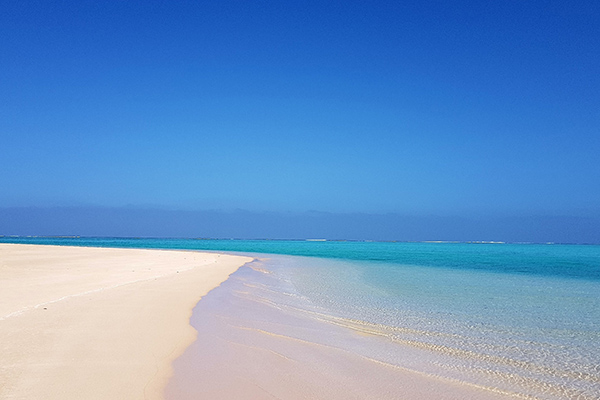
[
  {"x1": 3, "y1": 237, "x2": 600, "y2": 398},
  {"x1": 2, "y1": 237, "x2": 598, "y2": 280}
]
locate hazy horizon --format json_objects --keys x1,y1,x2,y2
[{"x1": 2, "y1": 206, "x2": 599, "y2": 244}]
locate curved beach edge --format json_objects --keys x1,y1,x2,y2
[{"x1": 0, "y1": 243, "x2": 253, "y2": 400}]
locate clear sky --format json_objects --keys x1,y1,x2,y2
[{"x1": 1, "y1": 1, "x2": 599, "y2": 239}]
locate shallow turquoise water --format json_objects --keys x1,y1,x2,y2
[
  {"x1": 4, "y1": 237, "x2": 600, "y2": 398},
  {"x1": 2, "y1": 237, "x2": 599, "y2": 280}
]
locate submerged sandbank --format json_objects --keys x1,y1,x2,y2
[{"x1": 0, "y1": 243, "x2": 251, "y2": 399}]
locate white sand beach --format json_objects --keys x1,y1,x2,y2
[{"x1": 0, "y1": 243, "x2": 251, "y2": 400}]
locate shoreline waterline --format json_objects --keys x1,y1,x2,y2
[
  {"x1": 165, "y1": 257, "x2": 519, "y2": 399},
  {"x1": 166, "y1": 252, "x2": 600, "y2": 400}
]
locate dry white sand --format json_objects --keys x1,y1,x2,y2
[{"x1": 0, "y1": 243, "x2": 252, "y2": 400}]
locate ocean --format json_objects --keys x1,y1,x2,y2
[{"x1": 2, "y1": 237, "x2": 599, "y2": 399}]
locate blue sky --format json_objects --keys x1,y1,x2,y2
[{"x1": 1, "y1": 1, "x2": 599, "y2": 237}]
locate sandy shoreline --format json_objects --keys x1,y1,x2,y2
[
  {"x1": 167, "y1": 256, "x2": 522, "y2": 400},
  {"x1": 0, "y1": 243, "x2": 252, "y2": 399}
]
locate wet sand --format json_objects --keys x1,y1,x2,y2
[
  {"x1": 0, "y1": 243, "x2": 251, "y2": 400},
  {"x1": 166, "y1": 258, "x2": 522, "y2": 400}
]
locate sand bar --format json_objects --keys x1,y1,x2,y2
[{"x1": 0, "y1": 243, "x2": 252, "y2": 400}]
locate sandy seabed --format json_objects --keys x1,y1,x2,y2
[{"x1": 0, "y1": 243, "x2": 251, "y2": 400}]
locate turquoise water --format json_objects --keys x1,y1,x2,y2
[
  {"x1": 2, "y1": 237, "x2": 599, "y2": 280},
  {"x1": 3, "y1": 237, "x2": 600, "y2": 398}
]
